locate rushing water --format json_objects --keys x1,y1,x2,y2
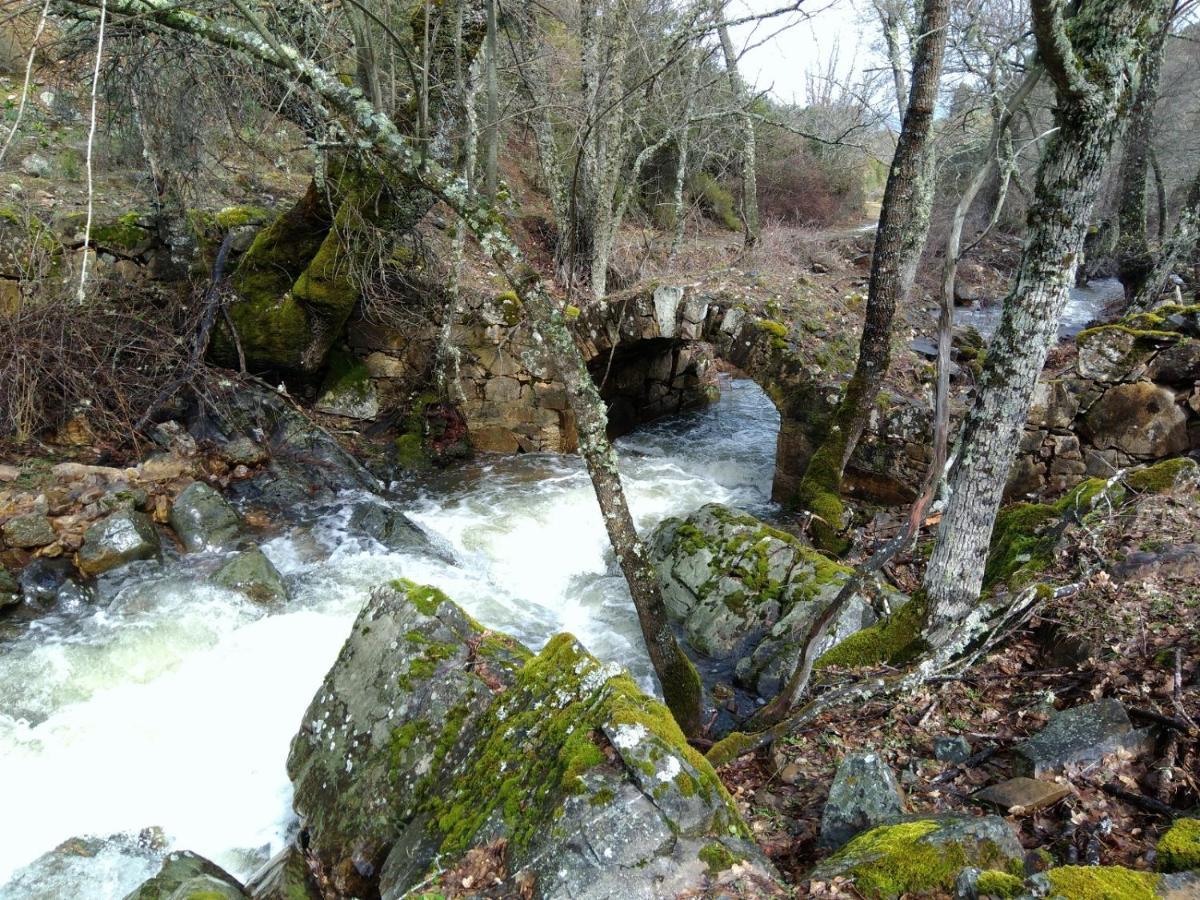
[
  {"x1": 955, "y1": 277, "x2": 1125, "y2": 340},
  {"x1": 0, "y1": 374, "x2": 779, "y2": 899}
]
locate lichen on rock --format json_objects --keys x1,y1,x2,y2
[{"x1": 285, "y1": 579, "x2": 778, "y2": 899}]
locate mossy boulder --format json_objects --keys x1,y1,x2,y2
[
  {"x1": 123, "y1": 851, "x2": 246, "y2": 900},
  {"x1": 1158, "y1": 818, "x2": 1200, "y2": 874},
  {"x1": 1075, "y1": 324, "x2": 1179, "y2": 383},
  {"x1": 286, "y1": 580, "x2": 778, "y2": 899},
  {"x1": 169, "y1": 483, "x2": 242, "y2": 553},
  {"x1": 76, "y1": 511, "x2": 161, "y2": 577},
  {"x1": 650, "y1": 504, "x2": 904, "y2": 701},
  {"x1": 806, "y1": 814, "x2": 1023, "y2": 899},
  {"x1": 212, "y1": 548, "x2": 287, "y2": 603}
]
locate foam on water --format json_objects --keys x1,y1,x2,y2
[{"x1": 0, "y1": 374, "x2": 779, "y2": 897}]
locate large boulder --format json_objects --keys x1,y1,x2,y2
[
  {"x1": 169, "y1": 483, "x2": 242, "y2": 552},
  {"x1": 1083, "y1": 382, "x2": 1190, "y2": 459},
  {"x1": 286, "y1": 580, "x2": 778, "y2": 899},
  {"x1": 196, "y1": 381, "x2": 383, "y2": 514},
  {"x1": 76, "y1": 511, "x2": 161, "y2": 576},
  {"x1": 1, "y1": 831, "x2": 164, "y2": 900},
  {"x1": 123, "y1": 851, "x2": 247, "y2": 899},
  {"x1": 650, "y1": 504, "x2": 903, "y2": 700},
  {"x1": 807, "y1": 814, "x2": 1023, "y2": 899}
]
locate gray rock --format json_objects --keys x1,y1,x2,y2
[
  {"x1": 219, "y1": 437, "x2": 269, "y2": 467},
  {"x1": 77, "y1": 511, "x2": 160, "y2": 576},
  {"x1": 20, "y1": 152, "x2": 51, "y2": 177},
  {"x1": 315, "y1": 375, "x2": 380, "y2": 420},
  {"x1": 954, "y1": 867, "x2": 981, "y2": 900},
  {"x1": 818, "y1": 751, "x2": 907, "y2": 850},
  {"x1": 1014, "y1": 699, "x2": 1154, "y2": 776},
  {"x1": 650, "y1": 504, "x2": 902, "y2": 700},
  {"x1": 97, "y1": 488, "x2": 150, "y2": 514},
  {"x1": 203, "y1": 382, "x2": 381, "y2": 513},
  {"x1": 124, "y1": 851, "x2": 246, "y2": 899},
  {"x1": 213, "y1": 549, "x2": 287, "y2": 603},
  {"x1": 287, "y1": 580, "x2": 779, "y2": 900},
  {"x1": 934, "y1": 735, "x2": 973, "y2": 764},
  {"x1": 170, "y1": 482, "x2": 241, "y2": 552},
  {"x1": 809, "y1": 814, "x2": 1023, "y2": 898},
  {"x1": 346, "y1": 501, "x2": 429, "y2": 553},
  {"x1": 243, "y1": 845, "x2": 320, "y2": 900},
  {"x1": 17, "y1": 557, "x2": 93, "y2": 604},
  {"x1": 1, "y1": 512, "x2": 56, "y2": 548}
]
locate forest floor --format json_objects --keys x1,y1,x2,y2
[{"x1": 720, "y1": 475, "x2": 1200, "y2": 893}]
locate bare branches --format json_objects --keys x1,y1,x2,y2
[
  {"x1": 1029, "y1": 0, "x2": 1094, "y2": 104},
  {"x1": 0, "y1": 0, "x2": 50, "y2": 167}
]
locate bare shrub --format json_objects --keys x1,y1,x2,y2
[{"x1": 0, "y1": 280, "x2": 199, "y2": 448}]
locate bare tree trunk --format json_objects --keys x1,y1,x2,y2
[
  {"x1": 1115, "y1": 1, "x2": 1172, "y2": 305},
  {"x1": 511, "y1": 7, "x2": 569, "y2": 228},
  {"x1": 1151, "y1": 147, "x2": 1168, "y2": 244},
  {"x1": 794, "y1": 0, "x2": 949, "y2": 552},
  {"x1": 75, "y1": 0, "x2": 706, "y2": 734},
  {"x1": 715, "y1": 1, "x2": 758, "y2": 249},
  {"x1": 1131, "y1": 166, "x2": 1200, "y2": 311},
  {"x1": 923, "y1": 0, "x2": 1165, "y2": 643},
  {"x1": 483, "y1": 0, "x2": 499, "y2": 199},
  {"x1": 872, "y1": 0, "x2": 911, "y2": 121}
]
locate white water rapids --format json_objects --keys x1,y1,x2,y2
[{"x1": 0, "y1": 374, "x2": 779, "y2": 899}]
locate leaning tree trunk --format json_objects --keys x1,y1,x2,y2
[
  {"x1": 1114, "y1": 1, "x2": 1172, "y2": 305},
  {"x1": 923, "y1": 0, "x2": 1165, "y2": 643},
  {"x1": 70, "y1": 0, "x2": 706, "y2": 735},
  {"x1": 794, "y1": 0, "x2": 949, "y2": 552},
  {"x1": 1131, "y1": 165, "x2": 1200, "y2": 311},
  {"x1": 715, "y1": 1, "x2": 759, "y2": 249}
]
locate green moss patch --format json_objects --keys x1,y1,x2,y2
[
  {"x1": 1046, "y1": 866, "x2": 1161, "y2": 899},
  {"x1": 976, "y1": 870, "x2": 1024, "y2": 897},
  {"x1": 816, "y1": 591, "x2": 927, "y2": 669},
  {"x1": 1157, "y1": 818, "x2": 1200, "y2": 873},
  {"x1": 1127, "y1": 458, "x2": 1198, "y2": 494}
]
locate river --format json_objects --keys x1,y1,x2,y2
[{"x1": 0, "y1": 374, "x2": 780, "y2": 898}]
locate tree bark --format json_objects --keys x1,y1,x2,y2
[
  {"x1": 923, "y1": 0, "x2": 1165, "y2": 641},
  {"x1": 67, "y1": 0, "x2": 706, "y2": 734},
  {"x1": 482, "y1": 0, "x2": 498, "y2": 198},
  {"x1": 715, "y1": 1, "x2": 759, "y2": 249},
  {"x1": 1115, "y1": 1, "x2": 1172, "y2": 305},
  {"x1": 1131, "y1": 165, "x2": 1200, "y2": 311},
  {"x1": 872, "y1": 0, "x2": 911, "y2": 122},
  {"x1": 794, "y1": 0, "x2": 949, "y2": 552}
]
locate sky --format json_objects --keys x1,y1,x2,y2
[{"x1": 727, "y1": 0, "x2": 883, "y2": 105}]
